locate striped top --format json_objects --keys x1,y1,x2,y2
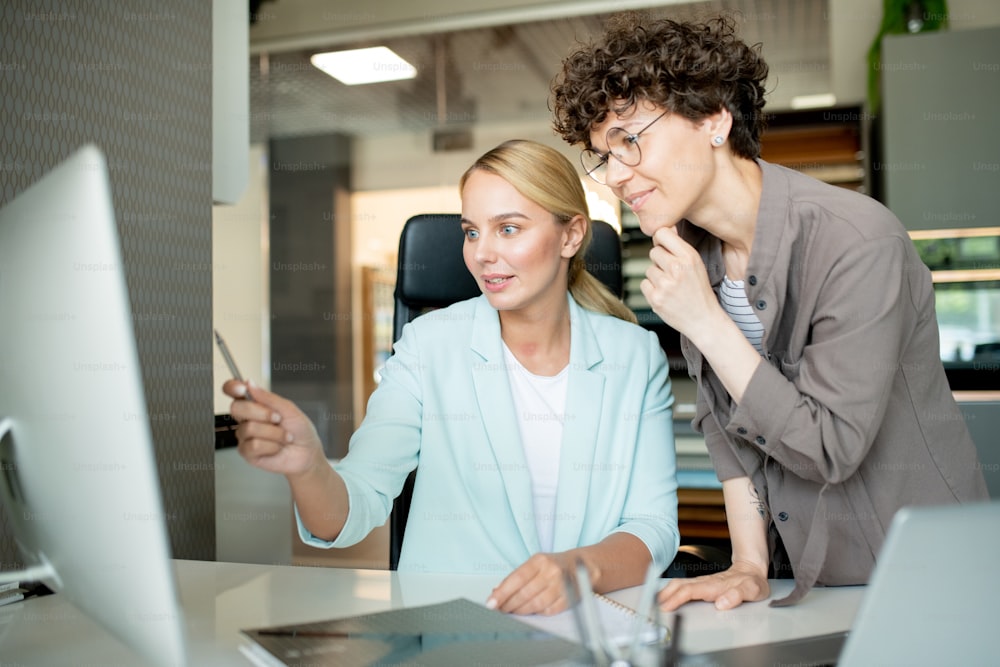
[{"x1": 720, "y1": 275, "x2": 765, "y2": 353}]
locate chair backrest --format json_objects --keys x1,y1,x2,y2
[
  {"x1": 388, "y1": 212, "x2": 624, "y2": 569},
  {"x1": 393, "y1": 213, "x2": 623, "y2": 344}
]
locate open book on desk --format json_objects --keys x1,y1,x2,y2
[
  {"x1": 240, "y1": 597, "x2": 590, "y2": 667},
  {"x1": 239, "y1": 593, "x2": 666, "y2": 667}
]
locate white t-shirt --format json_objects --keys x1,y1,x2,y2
[{"x1": 502, "y1": 342, "x2": 567, "y2": 553}]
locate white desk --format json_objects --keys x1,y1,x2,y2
[{"x1": 0, "y1": 559, "x2": 863, "y2": 666}]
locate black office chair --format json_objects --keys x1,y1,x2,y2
[{"x1": 387, "y1": 213, "x2": 730, "y2": 577}]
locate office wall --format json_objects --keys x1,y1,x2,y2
[
  {"x1": 351, "y1": 120, "x2": 574, "y2": 192},
  {"x1": 881, "y1": 26, "x2": 1000, "y2": 231},
  {"x1": 0, "y1": 2, "x2": 215, "y2": 562}
]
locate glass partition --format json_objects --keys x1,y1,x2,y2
[{"x1": 911, "y1": 228, "x2": 1000, "y2": 388}]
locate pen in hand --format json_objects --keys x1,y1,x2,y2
[{"x1": 214, "y1": 329, "x2": 254, "y2": 402}]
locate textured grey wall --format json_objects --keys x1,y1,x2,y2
[{"x1": 0, "y1": 1, "x2": 215, "y2": 563}]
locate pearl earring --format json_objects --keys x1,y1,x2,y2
[{"x1": 712, "y1": 135, "x2": 725, "y2": 146}]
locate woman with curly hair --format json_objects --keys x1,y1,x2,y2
[{"x1": 552, "y1": 13, "x2": 988, "y2": 609}]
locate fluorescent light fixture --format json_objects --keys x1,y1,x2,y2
[
  {"x1": 790, "y1": 93, "x2": 837, "y2": 109},
  {"x1": 310, "y1": 46, "x2": 416, "y2": 85}
]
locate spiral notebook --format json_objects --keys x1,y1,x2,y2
[{"x1": 520, "y1": 591, "x2": 662, "y2": 646}]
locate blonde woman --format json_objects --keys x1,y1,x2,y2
[{"x1": 223, "y1": 140, "x2": 679, "y2": 615}]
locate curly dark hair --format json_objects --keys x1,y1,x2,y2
[{"x1": 551, "y1": 12, "x2": 770, "y2": 160}]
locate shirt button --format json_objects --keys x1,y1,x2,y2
[
  {"x1": 778, "y1": 511, "x2": 789, "y2": 521},
  {"x1": 737, "y1": 427, "x2": 748, "y2": 435},
  {"x1": 755, "y1": 299, "x2": 767, "y2": 310},
  {"x1": 755, "y1": 435, "x2": 767, "y2": 446},
  {"x1": 748, "y1": 275, "x2": 758, "y2": 286}
]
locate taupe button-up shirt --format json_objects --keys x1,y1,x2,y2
[{"x1": 680, "y1": 160, "x2": 989, "y2": 604}]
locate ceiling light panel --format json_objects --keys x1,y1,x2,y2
[{"x1": 311, "y1": 46, "x2": 417, "y2": 85}]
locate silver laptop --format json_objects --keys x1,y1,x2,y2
[
  {"x1": 681, "y1": 501, "x2": 1000, "y2": 667},
  {"x1": 837, "y1": 500, "x2": 999, "y2": 666}
]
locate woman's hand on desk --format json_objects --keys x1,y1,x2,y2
[
  {"x1": 486, "y1": 552, "x2": 576, "y2": 616},
  {"x1": 488, "y1": 534, "x2": 653, "y2": 616},
  {"x1": 223, "y1": 380, "x2": 325, "y2": 476},
  {"x1": 656, "y1": 560, "x2": 769, "y2": 611}
]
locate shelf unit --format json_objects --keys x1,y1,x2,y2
[
  {"x1": 358, "y1": 266, "x2": 395, "y2": 426},
  {"x1": 759, "y1": 105, "x2": 867, "y2": 193}
]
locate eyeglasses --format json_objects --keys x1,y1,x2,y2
[{"x1": 580, "y1": 110, "x2": 669, "y2": 185}]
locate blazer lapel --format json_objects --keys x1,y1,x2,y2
[
  {"x1": 551, "y1": 297, "x2": 605, "y2": 550},
  {"x1": 469, "y1": 297, "x2": 540, "y2": 554}
]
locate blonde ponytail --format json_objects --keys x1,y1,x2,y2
[{"x1": 569, "y1": 256, "x2": 637, "y2": 324}]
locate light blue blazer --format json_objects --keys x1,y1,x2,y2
[{"x1": 299, "y1": 294, "x2": 680, "y2": 574}]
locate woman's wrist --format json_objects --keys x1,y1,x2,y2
[
  {"x1": 286, "y1": 447, "x2": 330, "y2": 486},
  {"x1": 730, "y1": 556, "x2": 769, "y2": 580},
  {"x1": 685, "y1": 305, "x2": 735, "y2": 352}
]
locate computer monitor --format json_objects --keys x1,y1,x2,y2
[{"x1": 0, "y1": 145, "x2": 187, "y2": 667}]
